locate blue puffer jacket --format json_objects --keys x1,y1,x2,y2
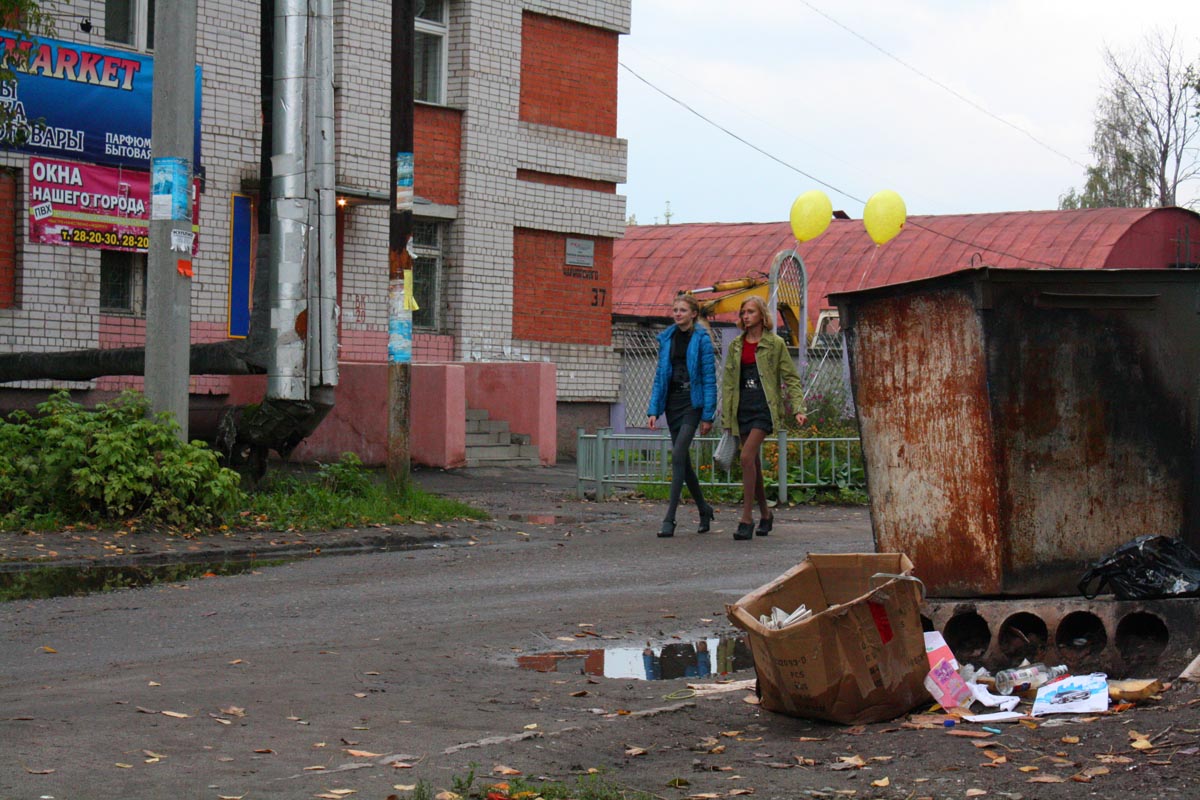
[{"x1": 647, "y1": 324, "x2": 717, "y2": 422}]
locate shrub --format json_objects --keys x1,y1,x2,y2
[{"x1": 0, "y1": 391, "x2": 245, "y2": 529}]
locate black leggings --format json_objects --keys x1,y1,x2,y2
[{"x1": 665, "y1": 418, "x2": 708, "y2": 522}]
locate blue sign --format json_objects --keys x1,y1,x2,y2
[{"x1": 0, "y1": 31, "x2": 202, "y2": 170}]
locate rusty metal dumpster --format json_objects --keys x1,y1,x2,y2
[{"x1": 832, "y1": 267, "x2": 1200, "y2": 598}]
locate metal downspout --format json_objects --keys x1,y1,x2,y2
[
  {"x1": 309, "y1": 0, "x2": 338, "y2": 390},
  {"x1": 268, "y1": 0, "x2": 310, "y2": 401}
]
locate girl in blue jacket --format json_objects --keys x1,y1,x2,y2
[{"x1": 646, "y1": 293, "x2": 718, "y2": 537}]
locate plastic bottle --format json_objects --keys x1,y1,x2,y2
[{"x1": 994, "y1": 663, "x2": 1069, "y2": 695}]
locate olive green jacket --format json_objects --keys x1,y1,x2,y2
[{"x1": 720, "y1": 331, "x2": 807, "y2": 431}]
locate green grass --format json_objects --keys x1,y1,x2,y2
[{"x1": 243, "y1": 459, "x2": 487, "y2": 531}]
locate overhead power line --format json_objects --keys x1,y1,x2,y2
[
  {"x1": 619, "y1": 62, "x2": 1062, "y2": 269},
  {"x1": 797, "y1": 0, "x2": 1088, "y2": 170}
]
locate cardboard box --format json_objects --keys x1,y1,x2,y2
[{"x1": 726, "y1": 553, "x2": 930, "y2": 725}]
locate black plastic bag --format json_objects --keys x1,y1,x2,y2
[{"x1": 1079, "y1": 535, "x2": 1200, "y2": 600}]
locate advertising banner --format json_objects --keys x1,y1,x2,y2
[
  {"x1": 0, "y1": 31, "x2": 202, "y2": 170},
  {"x1": 29, "y1": 156, "x2": 198, "y2": 253}
]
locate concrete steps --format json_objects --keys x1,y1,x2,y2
[{"x1": 464, "y1": 408, "x2": 540, "y2": 467}]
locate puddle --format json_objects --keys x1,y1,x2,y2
[
  {"x1": 517, "y1": 635, "x2": 754, "y2": 680},
  {"x1": 0, "y1": 558, "x2": 293, "y2": 602}
]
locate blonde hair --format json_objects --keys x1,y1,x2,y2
[
  {"x1": 673, "y1": 291, "x2": 712, "y2": 335},
  {"x1": 736, "y1": 295, "x2": 770, "y2": 332}
]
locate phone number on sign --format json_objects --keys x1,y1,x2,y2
[{"x1": 59, "y1": 228, "x2": 149, "y2": 249}]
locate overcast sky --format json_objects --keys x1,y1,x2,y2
[{"x1": 617, "y1": 0, "x2": 1200, "y2": 225}]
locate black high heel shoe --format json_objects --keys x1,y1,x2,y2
[
  {"x1": 658, "y1": 519, "x2": 676, "y2": 538},
  {"x1": 697, "y1": 505, "x2": 715, "y2": 534},
  {"x1": 756, "y1": 513, "x2": 774, "y2": 536},
  {"x1": 733, "y1": 521, "x2": 754, "y2": 541}
]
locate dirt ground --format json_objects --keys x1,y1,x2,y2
[{"x1": 3, "y1": 464, "x2": 1200, "y2": 800}]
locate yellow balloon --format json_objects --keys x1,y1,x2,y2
[
  {"x1": 863, "y1": 190, "x2": 906, "y2": 245},
  {"x1": 789, "y1": 190, "x2": 833, "y2": 242}
]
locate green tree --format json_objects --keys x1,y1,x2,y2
[
  {"x1": 0, "y1": 1, "x2": 57, "y2": 139},
  {"x1": 1061, "y1": 30, "x2": 1199, "y2": 209}
]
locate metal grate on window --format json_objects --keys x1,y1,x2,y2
[
  {"x1": 99, "y1": 251, "x2": 133, "y2": 312},
  {"x1": 412, "y1": 219, "x2": 440, "y2": 248}
]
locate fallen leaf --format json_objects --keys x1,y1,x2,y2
[
  {"x1": 1095, "y1": 754, "x2": 1133, "y2": 764},
  {"x1": 1028, "y1": 775, "x2": 1067, "y2": 783},
  {"x1": 253, "y1": 748, "x2": 275, "y2": 754},
  {"x1": 114, "y1": 763, "x2": 133, "y2": 769},
  {"x1": 493, "y1": 765, "x2": 522, "y2": 775},
  {"x1": 570, "y1": 691, "x2": 589, "y2": 697},
  {"x1": 23, "y1": 767, "x2": 54, "y2": 774},
  {"x1": 1061, "y1": 736, "x2": 1080, "y2": 744},
  {"x1": 344, "y1": 749, "x2": 383, "y2": 758},
  {"x1": 221, "y1": 706, "x2": 246, "y2": 717},
  {"x1": 830, "y1": 755, "x2": 865, "y2": 770},
  {"x1": 303, "y1": 766, "x2": 327, "y2": 771},
  {"x1": 794, "y1": 736, "x2": 828, "y2": 742},
  {"x1": 148, "y1": 681, "x2": 161, "y2": 687},
  {"x1": 721, "y1": 730, "x2": 743, "y2": 737},
  {"x1": 1131, "y1": 739, "x2": 1155, "y2": 751},
  {"x1": 218, "y1": 795, "x2": 245, "y2": 799},
  {"x1": 228, "y1": 659, "x2": 243, "y2": 665},
  {"x1": 161, "y1": 710, "x2": 189, "y2": 719},
  {"x1": 136, "y1": 707, "x2": 157, "y2": 714},
  {"x1": 142, "y1": 750, "x2": 167, "y2": 759},
  {"x1": 41, "y1": 646, "x2": 57, "y2": 653},
  {"x1": 710, "y1": 744, "x2": 726, "y2": 754},
  {"x1": 625, "y1": 747, "x2": 648, "y2": 757},
  {"x1": 666, "y1": 777, "x2": 690, "y2": 788},
  {"x1": 523, "y1": 723, "x2": 538, "y2": 730},
  {"x1": 871, "y1": 777, "x2": 890, "y2": 787},
  {"x1": 966, "y1": 790, "x2": 986, "y2": 797},
  {"x1": 730, "y1": 791, "x2": 755, "y2": 796},
  {"x1": 394, "y1": 786, "x2": 417, "y2": 792},
  {"x1": 327, "y1": 791, "x2": 357, "y2": 797},
  {"x1": 1018, "y1": 766, "x2": 1039, "y2": 773},
  {"x1": 434, "y1": 792, "x2": 461, "y2": 800},
  {"x1": 1082, "y1": 766, "x2": 1110, "y2": 778}
]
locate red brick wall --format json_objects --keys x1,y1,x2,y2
[
  {"x1": 517, "y1": 169, "x2": 615, "y2": 194},
  {"x1": 519, "y1": 12, "x2": 618, "y2": 137},
  {"x1": 415, "y1": 104, "x2": 462, "y2": 206},
  {"x1": 512, "y1": 228, "x2": 611, "y2": 345},
  {"x1": 0, "y1": 169, "x2": 16, "y2": 308}
]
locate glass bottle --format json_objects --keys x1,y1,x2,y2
[{"x1": 994, "y1": 663, "x2": 1069, "y2": 695}]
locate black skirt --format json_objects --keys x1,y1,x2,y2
[
  {"x1": 666, "y1": 385, "x2": 701, "y2": 435},
  {"x1": 736, "y1": 363, "x2": 772, "y2": 437}
]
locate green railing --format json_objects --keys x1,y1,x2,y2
[{"x1": 576, "y1": 428, "x2": 863, "y2": 501}]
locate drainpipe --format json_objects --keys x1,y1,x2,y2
[
  {"x1": 308, "y1": 0, "x2": 339, "y2": 391},
  {"x1": 268, "y1": 0, "x2": 311, "y2": 401}
]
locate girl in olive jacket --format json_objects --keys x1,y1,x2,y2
[{"x1": 721, "y1": 296, "x2": 808, "y2": 541}]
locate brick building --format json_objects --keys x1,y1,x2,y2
[{"x1": 0, "y1": 0, "x2": 630, "y2": 465}]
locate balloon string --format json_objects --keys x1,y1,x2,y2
[{"x1": 856, "y1": 245, "x2": 880, "y2": 290}]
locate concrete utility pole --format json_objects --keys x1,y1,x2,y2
[
  {"x1": 145, "y1": 1, "x2": 197, "y2": 440},
  {"x1": 387, "y1": 0, "x2": 415, "y2": 486}
]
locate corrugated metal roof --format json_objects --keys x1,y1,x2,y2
[{"x1": 613, "y1": 207, "x2": 1200, "y2": 322}]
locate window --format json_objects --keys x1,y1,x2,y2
[
  {"x1": 99, "y1": 251, "x2": 146, "y2": 314},
  {"x1": 415, "y1": 0, "x2": 447, "y2": 104},
  {"x1": 105, "y1": 0, "x2": 155, "y2": 50},
  {"x1": 411, "y1": 219, "x2": 443, "y2": 330}
]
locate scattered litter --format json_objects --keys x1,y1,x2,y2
[
  {"x1": 1031, "y1": 673, "x2": 1109, "y2": 716},
  {"x1": 963, "y1": 710, "x2": 1027, "y2": 724},
  {"x1": 757, "y1": 604, "x2": 812, "y2": 629},
  {"x1": 1108, "y1": 678, "x2": 1163, "y2": 703}
]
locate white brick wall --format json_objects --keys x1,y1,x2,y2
[{"x1": 0, "y1": 0, "x2": 629, "y2": 406}]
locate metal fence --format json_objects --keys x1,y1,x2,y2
[{"x1": 576, "y1": 428, "x2": 864, "y2": 501}]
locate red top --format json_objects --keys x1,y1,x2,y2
[{"x1": 741, "y1": 339, "x2": 758, "y2": 365}]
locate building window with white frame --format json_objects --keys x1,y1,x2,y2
[
  {"x1": 99, "y1": 251, "x2": 146, "y2": 314},
  {"x1": 105, "y1": 0, "x2": 155, "y2": 50},
  {"x1": 415, "y1": 0, "x2": 447, "y2": 104},
  {"x1": 410, "y1": 219, "x2": 443, "y2": 331}
]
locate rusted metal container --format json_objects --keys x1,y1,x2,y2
[{"x1": 832, "y1": 267, "x2": 1200, "y2": 597}]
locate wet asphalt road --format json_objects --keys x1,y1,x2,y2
[{"x1": 0, "y1": 466, "x2": 875, "y2": 798}]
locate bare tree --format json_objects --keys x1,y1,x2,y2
[{"x1": 1061, "y1": 30, "x2": 1199, "y2": 209}]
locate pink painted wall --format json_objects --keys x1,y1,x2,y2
[
  {"x1": 464, "y1": 361, "x2": 557, "y2": 464},
  {"x1": 227, "y1": 360, "x2": 557, "y2": 468},
  {"x1": 411, "y1": 363, "x2": 467, "y2": 468}
]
